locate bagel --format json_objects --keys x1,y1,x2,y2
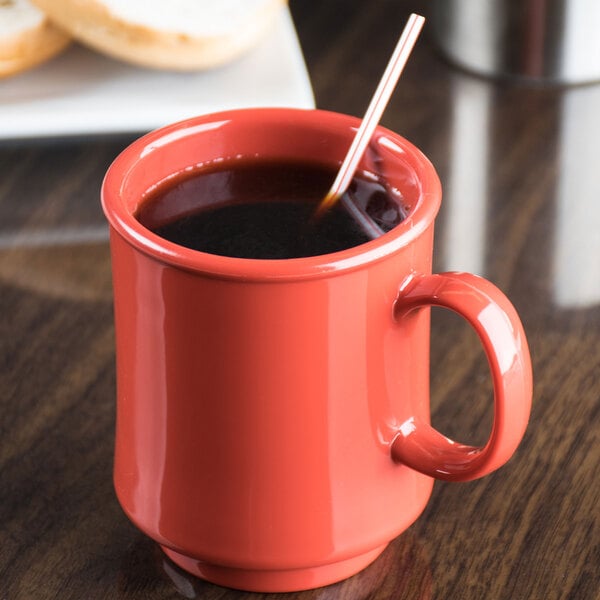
[
  {"x1": 0, "y1": 0, "x2": 70, "y2": 78},
  {"x1": 31, "y1": 0, "x2": 287, "y2": 70}
]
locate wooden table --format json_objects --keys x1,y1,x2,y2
[{"x1": 1, "y1": 1, "x2": 598, "y2": 598}]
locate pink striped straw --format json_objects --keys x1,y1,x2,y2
[{"x1": 317, "y1": 13, "x2": 425, "y2": 217}]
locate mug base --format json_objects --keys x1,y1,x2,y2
[{"x1": 160, "y1": 543, "x2": 388, "y2": 593}]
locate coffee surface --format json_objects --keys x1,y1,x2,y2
[{"x1": 135, "y1": 159, "x2": 405, "y2": 259}]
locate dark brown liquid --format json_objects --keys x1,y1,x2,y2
[{"x1": 135, "y1": 159, "x2": 405, "y2": 259}]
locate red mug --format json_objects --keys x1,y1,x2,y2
[{"x1": 101, "y1": 108, "x2": 532, "y2": 593}]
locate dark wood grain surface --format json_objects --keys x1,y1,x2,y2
[{"x1": 1, "y1": 1, "x2": 599, "y2": 598}]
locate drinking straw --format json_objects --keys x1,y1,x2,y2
[{"x1": 316, "y1": 13, "x2": 425, "y2": 223}]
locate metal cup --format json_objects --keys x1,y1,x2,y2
[{"x1": 431, "y1": 0, "x2": 600, "y2": 85}]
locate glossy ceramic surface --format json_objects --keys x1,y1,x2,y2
[{"x1": 101, "y1": 108, "x2": 532, "y2": 592}]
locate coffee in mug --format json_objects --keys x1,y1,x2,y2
[{"x1": 135, "y1": 158, "x2": 406, "y2": 259}]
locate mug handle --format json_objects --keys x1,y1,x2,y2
[{"x1": 391, "y1": 272, "x2": 533, "y2": 482}]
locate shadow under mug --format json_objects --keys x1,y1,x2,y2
[{"x1": 101, "y1": 108, "x2": 532, "y2": 593}]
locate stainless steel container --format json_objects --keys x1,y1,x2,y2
[{"x1": 431, "y1": 0, "x2": 600, "y2": 84}]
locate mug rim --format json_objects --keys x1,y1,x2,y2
[{"x1": 101, "y1": 107, "x2": 442, "y2": 281}]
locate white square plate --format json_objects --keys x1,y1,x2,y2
[{"x1": 0, "y1": 7, "x2": 314, "y2": 140}]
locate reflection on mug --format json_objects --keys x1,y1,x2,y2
[
  {"x1": 441, "y1": 74, "x2": 492, "y2": 276},
  {"x1": 156, "y1": 532, "x2": 433, "y2": 600},
  {"x1": 117, "y1": 531, "x2": 434, "y2": 599},
  {"x1": 553, "y1": 84, "x2": 600, "y2": 308}
]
